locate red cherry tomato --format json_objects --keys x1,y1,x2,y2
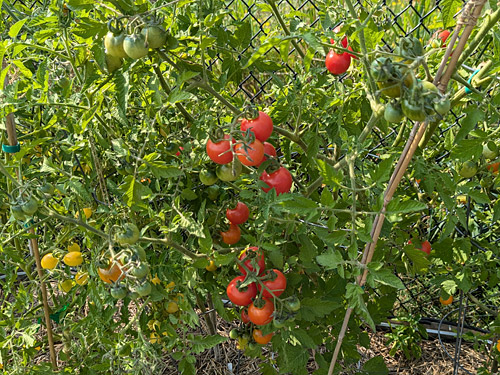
[
  {"x1": 175, "y1": 146, "x2": 184, "y2": 157},
  {"x1": 221, "y1": 224, "x2": 241, "y2": 245},
  {"x1": 253, "y1": 329, "x2": 273, "y2": 345},
  {"x1": 248, "y1": 298, "x2": 274, "y2": 326},
  {"x1": 226, "y1": 202, "x2": 250, "y2": 225},
  {"x1": 257, "y1": 142, "x2": 277, "y2": 166},
  {"x1": 260, "y1": 167, "x2": 293, "y2": 195},
  {"x1": 438, "y1": 30, "x2": 450, "y2": 46},
  {"x1": 241, "y1": 308, "x2": 251, "y2": 324},
  {"x1": 325, "y1": 50, "x2": 351, "y2": 75},
  {"x1": 258, "y1": 269, "x2": 287, "y2": 299},
  {"x1": 234, "y1": 139, "x2": 264, "y2": 166},
  {"x1": 238, "y1": 247, "x2": 265, "y2": 276},
  {"x1": 226, "y1": 276, "x2": 257, "y2": 306},
  {"x1": 240, "y1": 112, "x2": 273, "y2": 142},
  {"x1": 409, "y1": 239, "x2": 431, "y2": 255},
  {"x1": 206, "y1": 135, "x2": 233, "y2": 165}
]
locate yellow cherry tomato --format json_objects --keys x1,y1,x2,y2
[
  {"x1": 63, "y1": 252, "x2": 83, "y2": 267},
  {"x1": 83, "y1": 208, "x2": 92, "y2": 219},
  {"x1": 75, "y1": 271, "x2": 89, "y2": 285},
  {"x1": 497, "y1": 339, "x2": 500, "y2": 352},
  {"x1": 41, "y1": 253, "x2": 59, "y2": 269},
  {"x1": 205, "y1": 260, "x2": 217, "y2": 272},
  {"x1": 67, "y1": 242, "x2": 80, "y2": 252},
  {"x1": 166, "y1": 301, "x2": 179, "y2": 313},
  {"x1": 59, "y1": 279, "x2": 74, "y2": 293}
]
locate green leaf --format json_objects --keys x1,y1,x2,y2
[
  {"x1": 467, "y1": 190, "x2": 490, "y2": 204},
  {"x1": 368, "y1": 268, "x2": 404, "y2": 289},
  {"x1": 440, "y1": 0, "x2": 462, "y2": 28},
  {"x1": 178, "y1": 356, "x2": 195, "y2": 375},
  {"x1": 176, "y1": 212, "x2": 204, "y2": 238},
  {"x1": 289, "y1": 328, "x2": 317, "y2": 349},
  {"x1": 450, "y1": 138, "x2": 483, "y2": 162},
  {"x1": 371, "y1": 156, "x2": 395, "y2": 186},
  {"x1": 362, "y1": 356, "x2": 389, "y2": 374},
  {"x1": 404, "y1": 246, "x2": 430, "y2": 273},
  {"x1": 346, "y1": 283, "x2": 375, "y2": 330},
  {"x1": 279, "y1": 195, "x2": 317, "y2": 214},
  {"x1": 316, "y1": 250, "x2": 343, "y2": 270},
  {"x1": 455, "y1": 109, "x2": 484, "y2": 143},
  {"x1": 300, "y1": 297, "x2": 341, "y2": 321},
  {"x1": 113, "y1": 71, "x2": 129, "y2": 125},
  {"x1": 244, "y1": 37, "x2": 284, "y2": 68},
  {"x1": 191, "y1": 334, "x2": 227, "y2": 354},
  {"x1": 386, "y1": 199, "x2": 427, "y2": 214},
  {"x1": 8, "y1": 19, "x2": 27, "y2": 38},
  {"x1": 316, "y1": 159, "x2": 343, "y2": 187},
  {"x1": 147, "y1": 161, "x2": 184, "y2": 179},
  {"x1": 275, "y1": 342, "x2": 309, "y2": 373}
]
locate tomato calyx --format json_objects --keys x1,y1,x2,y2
[
  {"x1": 107, "y1": 19, "x2": 124, "y2": 35},
  {"x1": 397, "y1": 36, "x2": 424, "y2": 60},
  {"x1": 244, "y1": 106, "x2": 260, "y2": 121}
]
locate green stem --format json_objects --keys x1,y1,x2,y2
[
  {"x1": 62, "y1": 28, "x2": 83, "y2": 85},
  {"x1": 266, "y1": 0, "x2": 305, "y2": 59},
  {"x1": 139, "y1": 236, "x2": 203, "y2": 259}
]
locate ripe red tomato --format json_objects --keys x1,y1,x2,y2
[
  {"x1": 234, "y1": 139, "x2": 264, "y2": 166},
  {"x1": 258, "y1": 269, "x2": 287, "y2": 299},
  {"x1": 175, "y1": 146, "x2": 184, "y2": 157},
  {"x1": 241, "y1": 308, "x2": 251, "y2": 324},
  {"x1": 257, "y1": 142, "x2": 277, "y2": 166},
  {"x1": 240, "y1": 112, "x2": 273, "y2": 142},
  {"x1": 325, "y1": 51, "x2": 351, "y2": 75},
  {"x1": 206, "y1": 135, "x2": 233, "y2": 165},
  {"x1": 260, "y1": 167, "x2": 293, "y2": 195},
  {"x1": 226, "y1": 202, "x2": 250, "y2": 225},
  {"x1": 409, "y1": 239, "x2": 431, "y2": 255},
  {"x1": 221, "y1": 224, "x2": 241, "y2": 245},
  {"x1": 248, "y1": 298, "x2": 274, "y2": 326},
  {"x1": 253, "y1": 329, "x2": 273, "y2": 345},
  {"x1": 226, "y1": 276, "x2": 257, "y2": 306},
  {"x1": 487, "y1": 162, "x2": 499, "y2": 174},
  {"x1": 438, "y1": 30, "x2": 450, "y2": 46},
  {"x1": 238, "y1": 247, "x2": 266, "y2": 275}
]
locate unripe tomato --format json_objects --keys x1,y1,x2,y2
[
  {"x1": 166, "y1": 301, "x2": 179, "y2": 313},
  {"x1": 216, "y1": 160, "x2": 242, "y2": 182},
  {"x1": 10, "y1": 205, "x2": 26, "y2": 221},
  {"x1": 199, "y1": 169, "x2": 218, "y2": 185},
  {"x1": 115, "y1": 223, "x2": 140, "y2": 245},
  {"x1": 21, "y1": 197, "x2": 38, "y2": 216},
  {"x1": 131, "y1": 263, "x2": 149, "y2": 278},
  {"x1": 63, "y1": 251, "x2": 83, "y2": 267},
  {"x1": 104, "y1": 32, "x2": 127, "y2": 58},
  {"x1": 325, "y1": 51, "x2": 351, "y2": 75},
  {"x1": 59, "y1": 279, "x2": 74, "y2": 293},
  {"x1": 141, "y1": 25, "x2": 167, "y2": 49},
  {"x1": 41, "y1": 253, "x2": 59, "y2": 269},
  {"x1": 136, "y1": 281, "x2": 152, "y2": 297},
  {"x1": 434, "y1": 98, "x2": 450, "y2": 115},
  {"x1": 253, "y1": 329, "x2": 273, "y2": 345},
  {"x1": 111, "y1": 286, "x2": 127, "y2": 299},
  {"x1": 458, "y1": 161, "x2": 478, "y2": 178},
  {"x1": 482, "y1": 142, "x2": 498, "y2": 160},
  {"x1": 123, "y1": 34, "x2": 149, "y2": 59},
  {"x1": 240, "y1": 112, "x2": 273, "y2": 142},
  {"x1": 384, "y1": 102, "x2": 404, "y2": 123},
  {"x1": 401, "y1": 98, "x2": 426, "y2": 122},
  {"x1": 105, "y1": 54, "x2": 122, "y2": 74},
  {"x1": 226, "y1": 202, "x2": 250, "y2": 225}
]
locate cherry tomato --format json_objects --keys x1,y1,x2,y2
[
  {"x1": 216, "y1": 160, "x2": 242, "y2": 182},
  {"x1": 433, "y1": 29, "x2": 450, "y2": 47},
  {"x1": 421, "y1": 240, "x2": 431, "y2": 255},
  {"x1": 238, "y1": 247, "x2": 266, "y2": 275},
  {"x1": 401, "y1": 98, "x2": 426, "y2": 122},
  {"x1": 260, "y1": 167, "x2": 293, "y2": 195},
  {"x1": 248, "y1": 298, "x2": 274, "y2": 326},
  {"x1": 434, "y1": 98, "x2": 450, "y2": 115},
  {"x1": 285, "y1": 296, "x2": 301, "y2": 312},
  {"x1": 206, "y1": 134, "x2": 233, "y2": 165},
  {"x1": 234, "y1": 139, "x2": 264, "y2": 166},
  {"x1": 240, "y1": 112, "x2": 273, "y2": 142},
  {"x1": 227, "y1": 276, "x2": 257, "y2": 306},
  {"x1": 440, "y1": 295, "x2": 453, "y2": 305},
  {"x1": 141, "y1": 25, "x2": 167, "y2": 49},
  {"x1": 257, "y1": 142, "x2": 277, "y2": 166},
  {"x1": 98, "y1": 260, "x2": 125, "y2": 284},
  {"x1": 226, "y1": 202, "x2": 250, "y2": 225},
  {"x1": 459, "y1": 161, "x2": 478, "y2": 178},
  {"x1": 200, "y1": 169, "x2": 218, "y2": 185},
  {"x1": 384, "y1": 102, "x2": 404, "y2": 123},
  {"x1": 253, "y1": 329, "x2": 273, "y2": 345},
  {"x1": 482, "y1": 142, "x2": 498, "y2": 160},
  {"x1": 258, "y1": 269, "x2": 287, "y2": 299},
  {"x1": 241, "y1": 308, "x2": 251, "y2": 324},
  {"x1": 325, "y1": 51, "x2": 351, "y2": 75},
  {"x1": 221, "y1": 224, "x2": 241, "y2": 245},
  {"x1": 487, "y1": 162, "x2": 500, "y2": 174},
  {"x1": 104, "y1": 32, "x2": 127, "y2": 58},
  {"x1": 123, "y1": 33, "x2": 149, "y2": 59},
  {"x1": 115, "y1": 223, "x2": 140, "y2": 245}
]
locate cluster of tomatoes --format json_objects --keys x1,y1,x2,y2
[
  {"x1": 103, "y1": 17, "x2": 167, "y2": 73},
  {"x1": 204, "y1": 110, "x2": 293, "y2": 195},
  {"x1": 41, "y1": 242, "x2": 89, "y2": 292},
  {"x1": 325, "y1": 26, "x2": 357, "y2": 76},
  {"x1": 369, "y1": 37, "x2": 451, "y2": 123},
  {"x1": 218, "y1": 201, "x2": 249, "y2": 245},
  {"x1": 226, "y1": 247, "x2": 292, "y2": 347}
]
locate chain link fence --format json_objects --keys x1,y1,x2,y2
[{"x1": 2, "y1": 0, "x2": 497, "y2": 372}]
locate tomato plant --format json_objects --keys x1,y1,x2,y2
[{"x1": 238, "y1": 247, "x2": 266, "y2": 275}]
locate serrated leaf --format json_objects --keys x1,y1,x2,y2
[
  {"x1": 316, "y1": 159, "x2": 343, "y2": 187},
  {"x1": 441, "y1": 0, "x2": 462, "y2": 28},
  {"x1": 191, "y1": 335, "x2": 227, "y2": 354},
  {"x1": 276, "y1": 342, "x2": 309, "y2": 373},
  {"x1": 316, "y1": 250, "x2": 342, "y2": 270},
  {"x1": 455, "y1": 109, "x2": 484, "y2": 143},
  {"x1": 362, "y1": 356, "x2": 389, "y2": 374},
  {"x1": 289, "y1": 328, "x2": 317, "y2": 349},
  {"x1": 244, "y1": 37, "x2": 283, "y2": 68},
  {"x1": 467, "y1": 190, "x2": 490, "y2": 204},
  {"x1": 279, "y1": 195, "x2": 317, "y2": 214},
  {"x1": 300, "y1": 297, "x2": 341, "y2": 321},
  {"x1": 451, "y1": 139, "x2": 483, "y2": 161},
  {"x1": 386, "y1": 199, "x2": 427, "y2": 214},
  {"x1": 368, "y1": 268, "x2": 404, "y2": 289},
  {"x1": 148, "y1": 161, "x2": 184, "y2": 179},
  {"x1": 346, "y1": 283, "x2": 375, "y2": 330},
  {"x1": 177, "y1": 212, "x2": 204, "y2": 238},
  {"x1": 371, "y1": 156, "x2": 394, "y2": 186},
  {"x1": 113, "y1": 71, "x2": 129, "y2": 125}
]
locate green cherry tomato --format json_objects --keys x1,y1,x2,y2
[
  {"x1": 401, "y1": 99, "x2": 426, "y2": 122},
  {"x1": 141, "y1": 25, "x2": 167, "y2": 49},
  {"x1": 285, "y1": 296, "x2": 301, "y2": 312},
  {"x1": 21, "y1": 197, "x2": 39, "y2": 216},
  {"x1": 40, "y1": 183, "x2": 55, "y2": 196},
  {"x1": 115, "y1": 223, "x2": 140, "y2": 245},
  {"x1": 11, "y1": 205, "x2": 26, "y2": 221},
  {"x1": 273, "y1": 317, "x2": 287, "y2": 329},
  {"x1": 123, "y1": 34, "x2": 149, "y2": 59},
  {"x1": 136, "y1": 281, "x2": 152, "y2": 297},
  {"x1": 199, "y1": 169, "x2": 218, "y2": 185},
  {"x1": 483, "y1": 142, "x2": 498, "y2": 160},
  {"x1": 164, "y1": 142, "x2": 180, "y2": 155},
  {"x1": 216, "y1": 160, "x2": 242, "y2": 182},
  {"x1": 134, "y1": 247, "x2": 147, "y2": 262},
  {"x1": 434, "y1": 98, "x2": 451, "y2": 115},
  {"x1": 384, "y1": 102, "x2": 404, "y2": 123},
  {"x1": 458, "y1": 161, "x2": 478, "y2": 178},
  {"x1": 111, "y1": 286, "x2": 128, "y2": 299},
  {"x1": 370, "y1": 57, "x2": 394, "y2": 82},
  {"x1": 131, "y1": 263, "x2": 150, "y2": 279},
  {"x1": 105, "y1": 54, "x2": 123, "y2": 74},
  {"x1": 229, "y1": 329, "x2": 239, "y2": 339},
  {"x1": 104, "y1": 32, "x2": 128, "y2": 58},
  {"x1": 206, "y1": 185, "x2": 220, "y2": 201}
]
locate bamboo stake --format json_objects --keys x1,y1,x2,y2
[
  {"x1": 327, "y1": 0, "x2": 488, "y2": 373},
  {"x1": 3, "y1": 65, "x2": 58, "y2": 370}
]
